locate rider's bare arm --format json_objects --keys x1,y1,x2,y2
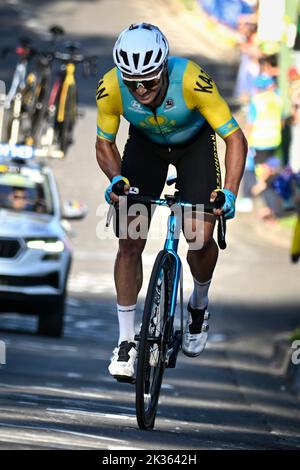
[
  {"x1": 211, "y1": 128, "x2": 248, "y2": 216},
  {"x1": 183, "y1": 60, "x2": 248, "y2": 208},
  {"x1": 223, "y1": 128, "x2": 248, "y2": 196},
  {"x1": 95, "y1": 137, "x2": 122, "y2": 180}
]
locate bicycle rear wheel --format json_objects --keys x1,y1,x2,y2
[
  {"x1": 136, "y1": 250, "x2": 176, "y2": 430},
  {"x1": 57, "y1": 84, "x2": 77, "y2": 155},
  {"x1": 30, "y1": 74, "x2": 50, "y2": 144}
]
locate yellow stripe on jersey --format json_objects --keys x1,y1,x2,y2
[
  {"x1": 182, "y1": 60, "x2": 239, "y2": 138},
  {"x1": 96, "y1": 67, "x2": 123, "y2": 141}
]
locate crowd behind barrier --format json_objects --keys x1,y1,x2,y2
[
  {"x1": 198, "y1": 0, "x2": 255, "y2": 29},
  {"x1": 218, "y1": 0, "x2": 300, "y2": 235}
]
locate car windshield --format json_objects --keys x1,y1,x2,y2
[{"x1": 0, "y1": 163, "x2": 53, "y2": 215}]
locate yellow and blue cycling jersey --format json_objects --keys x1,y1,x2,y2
[{"x1": 96, "y1": 56, "x2": 239, "y2": 146}]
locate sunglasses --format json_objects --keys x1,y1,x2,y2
[
  {"x1": 12, "y1": 194, "x2": 28, "y2": 200},
  {"x1": 122, "y1": 67, "x2": 164, "y2": 91}
]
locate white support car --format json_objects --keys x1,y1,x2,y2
[{"x1": 0, "y1": 147, "x2": 86, "y2": 337}]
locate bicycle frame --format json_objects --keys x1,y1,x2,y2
[
  {"x1": 42, "y1": 62, "x2": 76, "y2": 150},
  {"x1": 4, "y1": 49, "x2": 36, "y2": 145},
  {"x1": 163, "y1": 210, "x2": 183, "y2": 325},
  {"x1": 5, "y1": 62, "x2": 27, "y2": 109},
  {"x1": 107, "y1": 190, "x2": 226, "y2": 332},
  {"x1": 109, "y1": 190, "x2": 226, "y2": 429},
  {"x1": 57, "y1": 62, "x2": 76, "y2": 123}
]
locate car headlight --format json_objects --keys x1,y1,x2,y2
[{"x1": 26, "y1": 238, "x2": 65, "y2": 253}]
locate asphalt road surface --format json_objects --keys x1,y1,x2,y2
[{"x1": 0, "y1": 0, "x2": 299, "y2": 450}]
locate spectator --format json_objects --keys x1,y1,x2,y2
[
  {"x1": 288, "y1": 67, "x2": 300, "y2": 172},
  {"x1": 245, "y1": 74, "x2": 283, "y2": 220},
  {"x1": 234, "y1": 21, "x2": 260, "y2": 104},
  {"x1": 259, "y1": 54, "x2": 279, "y2": 80}
]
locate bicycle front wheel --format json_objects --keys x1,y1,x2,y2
[{"x1": 136, "y1": 250, "x2": 176, "y2": 430}]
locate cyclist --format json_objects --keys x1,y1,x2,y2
[{"x1": 95, "y1": 23, "x2": 248, "y2": 381}]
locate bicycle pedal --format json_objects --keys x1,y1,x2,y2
[{"x1": 114, "y1": 375, "x2": 136, "y2": 384}]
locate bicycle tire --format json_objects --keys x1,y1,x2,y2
[
  {"x1": 4, "y1": 92, "x2": 30, "y2": 144},
  {"x1": 30, "y1": 74, "x2": 50, "y2": 143},
  {"x1": 136, "y1": 250, "x2": 177, "y2": 430},
  {"x1": 57, "y1": 84, "x2": 77, "y2": 154}
]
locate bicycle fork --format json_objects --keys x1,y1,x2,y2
[{"x1": 165, "y1": 256, "x2": 183, "y2": 368}]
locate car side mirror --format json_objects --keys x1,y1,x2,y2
[{"x1": 62, "y1": 200, "x2": 87, "y2": 220}]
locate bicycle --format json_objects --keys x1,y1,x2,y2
[
  {"x1": 24, "y1": 26, "x2": 65, "y2": 146},
  {"x1": 106, "y1": 180, "x2": 227, "y2": 430},
  {"x1": 41, "y1": 42, "x2": 97, "y2": 156},
  {"x1": 1, "y1": 37, "x2": 37, "y2": 145}
]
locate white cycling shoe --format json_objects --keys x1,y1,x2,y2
[
  {"x1": 182, "y1": 304, "x2": 210, "y2": 357},
  {"x1": 108, "y1": 340, "x2": 137, "y2": 381}
]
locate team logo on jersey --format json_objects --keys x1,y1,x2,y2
[
  {"x1": 194, "y1": 68, "x2": 213, "y2": 94},
  {"x1": 96, "y1": 79, "x2": 109, "y2": 100},
  {"x1": 164, "y1": 98, "x2": 174, "y2": 110},
  {"x1": 131, "y1": 100, "x2": 143, "y2": 110}
]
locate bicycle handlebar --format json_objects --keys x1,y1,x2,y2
[
  {"x1": 1, "y1": 45, "x2": 37, "y2": 60},
  {"x1": 51, "y1": 51, "x2": 98, "y2": 76},
  {"x1": 105, "y1": 190, "x2": 227, "y2": 250},
  {"x1": 1, "y1": 43, "x2": 97, "y2": 71}
]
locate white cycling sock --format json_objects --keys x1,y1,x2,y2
[
  {"x1": 189, "y1": 278, "x2": 211, "y2": 310},
  {"x1": 117, "y1": 304, "x2": 136, "y2": 345}
]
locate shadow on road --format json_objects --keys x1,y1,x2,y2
[{"x1": 0, "y1": 295, "x2": 299, "y2": 449}]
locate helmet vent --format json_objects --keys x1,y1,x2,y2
[
  {"x1": 142, "y1": 23, "x2": 153, "y2": 31},
  {"x1": 154, "y1": 49, "x2": 162, "y2": 64},
  {"x1": 144, "y1": 50, "x2": 153, "y2": 66},
  {"x1": 133, "y1": 53, "x2": 140, "y2": 69},
  {"x1": 120, "y1": 49, "x2": 129, "y2": 66}
]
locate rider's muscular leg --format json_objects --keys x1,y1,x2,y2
[
  {"x1": 114, "y1": 237, "x2": 146, "y2": 306},
  {"x1": 187, "y1": 238, "x2": 219, "y2": 283},
  {"x1": 185, "y1": 216, "x2": 218, "y2": 282},
  {"x1": 185, "y1": 218, "x2": 218, "y2": 310}
]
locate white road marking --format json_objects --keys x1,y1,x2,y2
[
  {"x1": 0, "y1": 423, "x2": 128, "y2": 447},
  {"x1": 0, "y1": 383, "x2": 111, "y2": 400},
  {"x1": 47, "y1": 408, "x2": 136, "y2": 422},
  {"x1": 66, "y1": 373, "x2": 82, "y2": 379},
  {"x1": 161, "y1": 383, "x2": 174, "y2": 390}
]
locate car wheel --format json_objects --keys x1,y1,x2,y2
[{"x1": 37, "y1": 295, "x2": 65, "y2": 338}]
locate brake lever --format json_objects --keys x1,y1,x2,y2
[
  {"x1": 105, "y1": 187, "x2": 139, "y2": 228},
  {"x1": 214, "y1": 191, "x2": 227, "y2": 250}
]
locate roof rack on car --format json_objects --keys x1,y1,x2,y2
[
  {"x1": 0, "y1": 143, "x2": 35, "y2": 163},
  {"x1": 0, "y1": 143, "x2": 64, "y2": 161}
]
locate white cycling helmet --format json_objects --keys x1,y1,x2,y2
[{"x1": 113, "y1": 23, "x2": 169, "y2": 77}]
